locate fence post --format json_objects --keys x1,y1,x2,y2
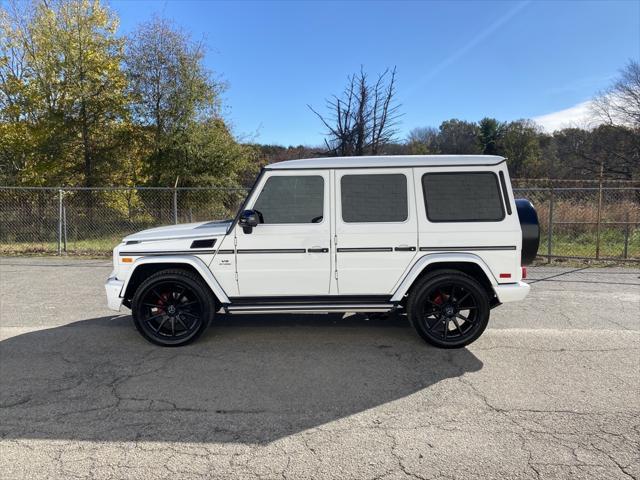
[
  {"x1": 623, "y1": 210, "x2": 629, "y2": 259},
  {"x1": 595, "y1": 166, "x2": 604, "y2": 260},
  {"x1": 173, "y1": 188, "x2": 178, "y2": 225},
  {"x1": 57, "y1": 189, "x2": 63, "y2": 256},
  {"x1": 547, "y1": 187, "x2": 554, "y2": 263},
  {"x1": 63, "y1": 205, "x2": 68, "y2": 253}
]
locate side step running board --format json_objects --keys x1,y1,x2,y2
[{"x1": 225, "y1": 303, "x2": 398, "y2": 314}]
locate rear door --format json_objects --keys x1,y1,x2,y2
[{"x1": 334, "y1": 168, "x2": 418, "y2": 294}]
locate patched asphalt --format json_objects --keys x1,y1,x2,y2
[{"x1": 1, "y1": 257, "x2": 639, "y2": 479}]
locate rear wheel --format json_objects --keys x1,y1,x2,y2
[
  {"x1": 407, "y1": 270, "x2": 490, "y2": 348},
  {"x1": 131, "y1": 269, "x2": 214, "y2": 347}
]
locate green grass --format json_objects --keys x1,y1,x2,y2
[
  {"x1": 0, "y1": 236, "x2": 121, "y2": 257},
  {"x1": 540, "y1": 228, "x2": 640, "y2": 260}
]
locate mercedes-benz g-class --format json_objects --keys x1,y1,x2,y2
[{"x1": 106, "y1": 155, "x2": 539, "y2": 348}]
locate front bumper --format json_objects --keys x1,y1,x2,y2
[
  {"x1": 105, "y1": 276, "x2": 125, "y2": 311},
  {"x1": 493, "y1": 281, "x2": 530, "y2": 303}
]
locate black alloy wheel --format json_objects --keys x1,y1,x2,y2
[
  {"x1": 407, "y1": 271, "x2": 490, "y2": 348},
  {"x1": 132, "y1": 269, "x2": 214, "y2": 346}
]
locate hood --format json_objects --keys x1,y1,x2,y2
[{"x1": 123, "y1": 219, "x2": 232, "y2": 243}]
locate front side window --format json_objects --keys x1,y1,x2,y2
[
  {"x1": 253, "y1": 175, "x2": 324, "y2": 224},
  {"x1": 341, "y1": 174, "x2": 408, "y2": 223},
  {"x1": 422, "y1": 172, "x2": 505, "y2": 222}
]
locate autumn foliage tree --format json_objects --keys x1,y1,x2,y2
[
  {"x1": 0, "y1": 0, "x2": 255, "y2": 190},
  {"x1": 0, "y1": 0, "x2": 128, "y2": 186}
]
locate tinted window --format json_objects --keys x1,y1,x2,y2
[
  {"x1": 341, "y1": 174, "x2": 408, "y2": 223},
  {"x1": 422, "y1": 172, "x2": 504, "y2": 222},
  {"x1": 253, "y1": 175, "x2": 324, "y2": 224}
]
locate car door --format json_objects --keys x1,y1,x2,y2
[
  {"x1": 335, "y1": 168, "x2": 418, "y2": 295},
  {"x1": 234, "y1": 170, "x2": 331, "y2": 296}
]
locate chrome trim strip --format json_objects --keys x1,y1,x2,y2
[
  {"x1": 419, "y1": 246, "x2": 517, "y2": 252},
  {"x1": 337, "y1": 247, "x2": 393, "y2": 252},
  {"x1": 237, "y1": 248, "x2": 306, "y2": 254},
  {"x1": 119, "y1": 250, "x2": 217, "y2": 256}
]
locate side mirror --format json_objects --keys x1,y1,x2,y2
[{"x1": 239, "y1": 209, "x2": 259, "y2": 233}]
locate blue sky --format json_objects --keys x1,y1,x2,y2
[{"x1": 111, "y1": 0, "x2": 640, "y2": 146}]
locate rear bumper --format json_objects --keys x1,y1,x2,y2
[
  {"x1": 105, "y1": 276, "x2": 124, "y2": 311},
  {"x1": 493, "y1": 281, "x2": 530, "y2": 303}
]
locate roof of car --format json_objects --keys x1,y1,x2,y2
[{"x1": 266, "y1": 155, "x2": 505, "y2": 170}]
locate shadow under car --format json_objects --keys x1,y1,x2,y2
[{"x1": 0, "y1": 313, "x2": 483, "y2": 444}]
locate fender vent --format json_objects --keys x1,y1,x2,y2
[{"x1": 190, "y1": 238, "x2": 216, "y2": 249}]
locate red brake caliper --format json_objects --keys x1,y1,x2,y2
[{"x1": 155, "y1": 291, "x2": 170, "y2": 314}]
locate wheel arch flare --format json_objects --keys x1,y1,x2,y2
[{"x1": 121, "y1": 256, "x2": 230, "y2": 306}]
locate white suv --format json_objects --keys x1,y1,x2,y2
[{"x1": 106, "y1": 155, "x2": 539, "y2": 348}]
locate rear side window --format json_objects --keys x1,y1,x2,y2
[
  {"x1": 253, "y1": 175, "x2": 324, "y2": 224},
  {"x1": 422, "y1": 172, "x2": 505, "y2": 222},
  {"x1": 341, "y1": 174, "x2": 408, "y2": 223}
]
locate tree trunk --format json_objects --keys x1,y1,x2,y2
[{"x1": 80, "y1": 100, "x2": 95, "y2": 225}]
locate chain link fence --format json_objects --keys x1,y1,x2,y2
[
  {"x1": 1, "y1": 183, "x2": 639, "y2": 261},
  {"x1": 0, "y1": 187, "x2": 248, "y2": 255},
  {"x1": 515, "y1": 186, "x2": 639, "y2": 261}
]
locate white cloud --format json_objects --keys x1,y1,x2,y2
[{"x1": 532, "y1": 100, "x2": 596, "y2": 132}]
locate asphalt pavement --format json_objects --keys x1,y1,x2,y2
[{"x1": 0, "y1": 257, "x2": 638, "y2": 479}]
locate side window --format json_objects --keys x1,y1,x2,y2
[
  {"x1": 253, "y1": 175, "x2": 324, "y2": 224},
  {"x1": 341, "y1": 174, "x2": 408, "y2": 223},
  {"x1": 422, "y1": 172, "x2": 505, "y2": 222}
]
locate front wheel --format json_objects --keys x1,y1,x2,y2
[
  {"x1": 131, "y1": 269, "x2": 215, "y2": 347},
  {"x1": 407, "y1": 271, "x2": 490, "y2": 349}
]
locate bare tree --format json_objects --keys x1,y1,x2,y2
[
  {"x1": 591, "y1": 60, "x2": 640, "y2": 128},
  {"x1": 309, "y1": 67, "x2": 401, "y2": 156},
  {"x1": 586, "y1": 60, "x2": 640, "y2": 180}
]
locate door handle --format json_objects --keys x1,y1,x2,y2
[
  {"x1": 394, "y1": 246, "x2": 416, "y2": 252},
  {"x1": 308, "y1": 247, "x2": 329, "y2": 253}
]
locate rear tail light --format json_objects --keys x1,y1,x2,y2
[{"x1": 521, "y1": 266, "x2": 527, "y2": 279}]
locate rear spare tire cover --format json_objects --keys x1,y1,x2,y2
[{"x1": 515, "y1": 199, "x2": 540, "y2": 265}]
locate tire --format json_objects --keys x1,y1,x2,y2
[
  {"x1": 131, "y1": 269, "x2": 215, "y2": 347},
  {"x1": 407, "y1": 270, "x2": 490, "y2": 349}
]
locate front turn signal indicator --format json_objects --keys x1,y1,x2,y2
[{"x1": 121, "y1": 257, "x2": 133, "y2": 263}]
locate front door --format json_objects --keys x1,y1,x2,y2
[
  {"x1": 335, "y1": 168, "x2": 418, "y2": 294},
  {"x1": 234, "y1": 170, "x2": 331, "y2": 296}
]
